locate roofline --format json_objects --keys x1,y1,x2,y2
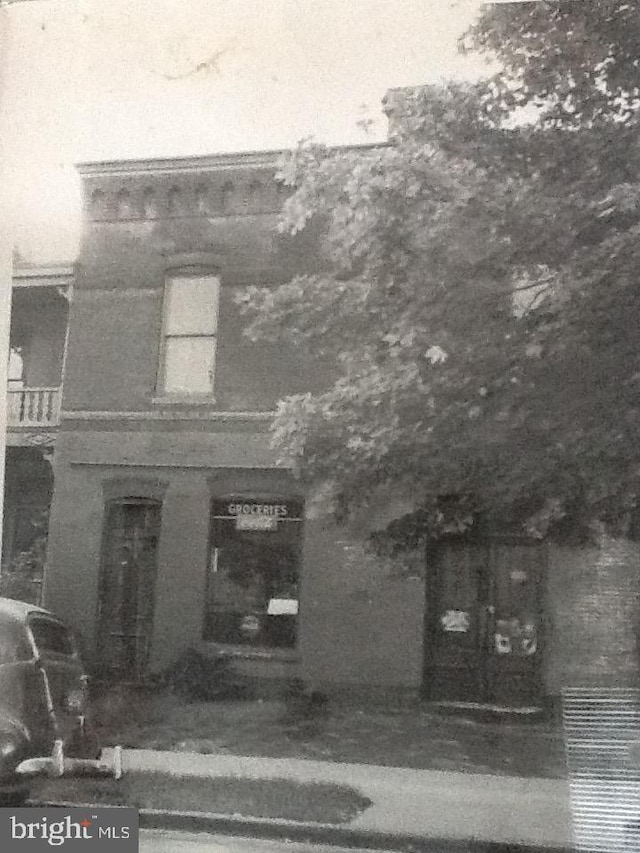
[{"x1": 76, "y1": 142, "x2": 387, "y2": 178}]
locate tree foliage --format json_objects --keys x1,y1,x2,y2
[
  {"x1": 0, "y1": 510, "x2": 47, "y2": 605},
  {"x1": 239, "y1": 1, "x2": 640, "y2": 541}
]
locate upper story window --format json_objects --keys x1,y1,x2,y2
[
  {"x1": 159, "y1": 274, "x2": 220, "y2": 396},
  {"x1": 8, "y1": 346, "x2": 25, "y2": 388}
]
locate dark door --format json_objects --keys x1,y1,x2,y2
[
  {"x1": 424, "y1": 538, "x2": 545, "y2": 706},
  {"x1": 97, "y1": 499, "x2": 161, "y2": 679}
]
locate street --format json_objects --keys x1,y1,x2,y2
[{"x1": 140, "y1": 830, "x2": 389, "y2": 853}]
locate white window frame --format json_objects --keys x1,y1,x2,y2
[{"x1": 157, "y1": 272, "x2": 220, "y2": 398}]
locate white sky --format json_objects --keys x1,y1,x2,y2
[{"x1": 3, "y1": 0, "x2": 490, "y2": 261}]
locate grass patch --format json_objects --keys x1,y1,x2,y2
[
  {"x1": 93, "y1": 691, "x2": 566, "y2": 779},
  {"x1": 37, "y1": 772, "x2": 372, "y2": 824}
]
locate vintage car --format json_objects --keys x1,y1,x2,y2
[{"x1": 0, "y1": 596, "x2": 121, "y2": 805}]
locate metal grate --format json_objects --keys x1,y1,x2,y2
[{"x1": 562, "y1": 688, "x2": 640, "y2": 852}]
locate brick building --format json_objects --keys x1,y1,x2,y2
[{"x1": 5, "y1": 149, "x2": 638, "y2": 709}]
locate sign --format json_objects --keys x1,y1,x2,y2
[
  {"x1": 0, "y1": 808, "x2": 138, "y2": 851},
  {"x1": 239, "y1": 614, "x2": 261, "y2": 636},
  {"x1": 440, "y1": 609, "x2": 470, "y2": 633},
  {"x1": 267, "y1": 598, "x2": 298, "y2": 616},
  {"x1": 236, "y1": 515, "x2": 278, "y2": 531},
  {"x1": 213, "y1": 499, "x2": 303, "y2": 530},
  {"x1": 510, "y1": 569, "x2": 528, "y2": 583},
  {"x1": 227, "y1": 502, "x2": 289, "y2": 518}
]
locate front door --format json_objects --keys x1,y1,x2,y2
[
  {"x1": 97, "y1": 499, "x2": 161, "y2": 679},
  {"x1": 424, "y1": 538, "x2": 545, "y2": 707}
]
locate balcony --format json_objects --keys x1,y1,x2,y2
[
  {"x1": 7, "y1": 265, "x2": 72, "y2": 441},
  {"x1": 8, "y1": 387, "x2": 62, "y2": 428}
]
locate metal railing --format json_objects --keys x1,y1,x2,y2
[{"x1": 7, "y1": 386, "x2": 61, "y2": 426}]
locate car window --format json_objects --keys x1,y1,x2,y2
[
  {"x1": 29, "y1": 617, "x2": 76, "y2": 657},
  {"x1": 0, "y1": 623, "x2": 22, "y2": 664}
]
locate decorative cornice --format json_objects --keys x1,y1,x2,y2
[
  {"x1": 78, "y1": 143, "x2": 386, "y2": 223},
  {"x1": 76, "y1": 143, "x2": 382, "y2": 178},
  {"x1": 77, "y1": 149, "x2": 286, "y2": 177},
  {"x1": 7, "y1": 430, "x2": 57, "y2": 448},
  {"x1": 84, "y1": 172, "x2": 286, "y2": 222}
]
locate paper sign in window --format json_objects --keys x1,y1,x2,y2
[
  {"x1": 440, "y1": 609, "x2": 470, "y2": 632},
  {"x1": 267, "y1": 598, "x2": 299, "y2": 616}
]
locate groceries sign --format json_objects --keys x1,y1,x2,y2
[{"x1": 214, "y1": 499, "x2": 302, "y2": 530}]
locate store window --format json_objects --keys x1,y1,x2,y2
[
  {"x1": 159, "y1": 274, "x2": 220, "y2": 395},
  {"x1": 204, "y1": 498, "x2": 303, "y2": 648}
]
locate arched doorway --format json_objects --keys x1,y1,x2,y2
[{"x1": 97, "y1": 498, "x2": 161, "y2": 679}]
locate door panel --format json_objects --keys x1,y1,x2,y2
[
  {"x1": 425, "y1": 541, "x2": 485, "y2": 702},
  {"x1": 485, "y1": 543, "x2": 544, "y2": 706}
]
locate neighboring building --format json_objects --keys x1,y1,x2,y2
[
  {"x1": 5, "y1": 148, "x2": 638, "y2": 710},
  {"x1": 4, "y1": 264, "x2": 73, "y2": 603}
]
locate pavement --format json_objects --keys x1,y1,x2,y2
[{"x1": 87, "y1": 748, "x2": 575, "y2": 852}]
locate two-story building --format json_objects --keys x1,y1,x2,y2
[
  {"x1": 5, "y1": 148, "x2": 638, "y2": 711},
  {"x1": 37, "y1": 149, "x2": 427, "y2": 704}
]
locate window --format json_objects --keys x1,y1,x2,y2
[
  {"x1": 204, "y1": 498, "x2": 303, "y2": 649},
  {"x1": 29, "y1": 616, "x2": 76, "y2": 658},
  {"x1": 8, "y1": 346, "x2": 25, "y2": 388},
  {"x1": 160, "y1": 274, "x2": 220, "y2": 395}
]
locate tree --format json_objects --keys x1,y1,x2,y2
[
  {"x1": 238, "y1": 2, "x2": 640, "y2": 543},
  {"x1": 0, "y1": 509, "x2": 48, "y2": 605},
  {"x1": 464, "y1": 0, "x2": 640, "y2": 130}
]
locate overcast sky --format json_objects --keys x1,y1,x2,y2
[{"x1": 3, "y1": 0, "x2": 489, "y2": 261}]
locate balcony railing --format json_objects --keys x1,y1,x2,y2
[{"x1": 8, "y1": 387, "x2": 62, "y2": 427}]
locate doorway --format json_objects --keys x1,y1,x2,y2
[
  {"x1": 97, "y1": 499, "x2": 161, "y2": 679},
  {"x1": 423, "y1": 538, "x2": 546, "y2": 707}
]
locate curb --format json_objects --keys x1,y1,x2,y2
[{"x1": 32, "y1": 800, "x2": 575, "y2": 853}]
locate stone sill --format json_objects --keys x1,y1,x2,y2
[
  {"x1": 198, "y1": 642, "x2": 299, "y2": 664},
  {"x1": 151, "y1": 394, "x2": 217, "y2": 406}
]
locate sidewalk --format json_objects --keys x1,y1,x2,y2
[{"x1": 97, "y1": 747, "x2": 574, "y2": 851}]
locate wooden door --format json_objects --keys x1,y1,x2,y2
[
  {"x1": 424, "y1": 538, "x2": 545, "y2": 706},
  {"x1": 97, "y1": 499, "x2": 161, "y2": 679}
]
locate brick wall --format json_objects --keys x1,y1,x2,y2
[
  {"x1": 63, "y1": 160, "x2": 332, "y2": 414},
  {"x1": 300, "y1": 516, "x2": 425, "y2": 696},
  {"x1": 546, "y1": 537, "x2": 640, "y2": 692}
]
